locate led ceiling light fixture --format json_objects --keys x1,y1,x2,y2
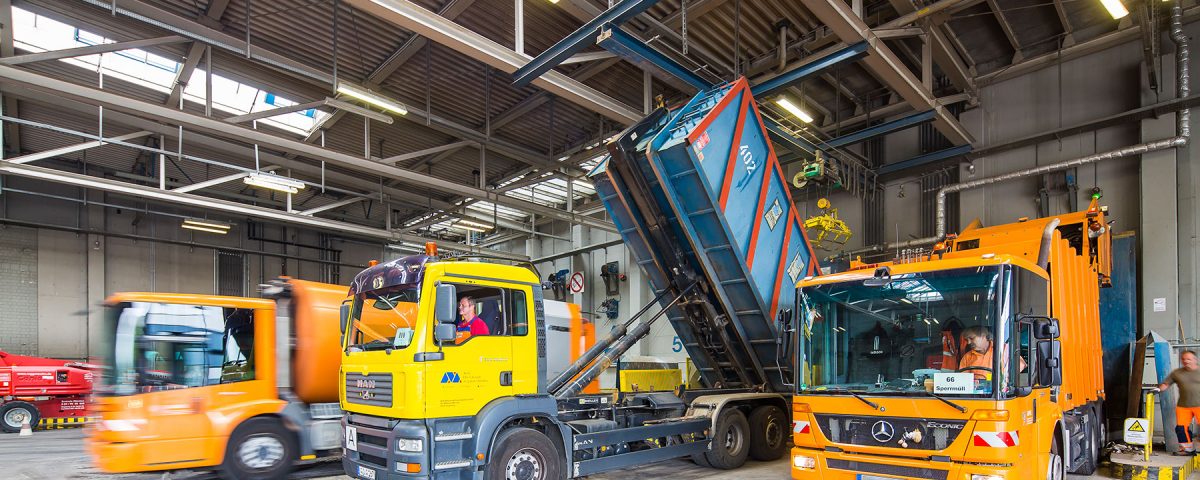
[
  {"x1": 1100, "y1": 0, "x2": 1128, "y2": 19},
  {"x1": 244, "y1": 172, "x2": 306, "y2": 194},
  {"x1": 181, "y1": 218, "x2": 231, "y2": 234},
  {"x1": 775, "y1": 97, "x2": 814, "y2": 123},
  {"x1": 336, "y1": 82, "x2": 409, "y2": 116}
]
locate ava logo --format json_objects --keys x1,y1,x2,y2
[
  {"x1": 440, "y1": 372, "x2": 461, "y2": 384},
  {"x1": 871, "y1": 421, "x2": 896, "y2": 443},
  {"x1": 372, "y1": 276, "x2": 384, "y2": 289}
]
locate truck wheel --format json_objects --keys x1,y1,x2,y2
[
  {"x1": 1072, "y1": 411, "x2": 1100, "y2": 475},
  {"x1": 486, "y1": 427, "x2": 563, "y2": 480},
  {"x1": 0, "y1": 401, "x2": 40, "y2": 433},
  {"x1": 748, "y1": 405, "x2": 787, "y2": 461},
  {"x1": 219, "y1": 418, "x2": 296, "y2": 480},
  {"x1": 704, "y1": 409, "x2": 750, "y2": 469},
  {"x1": 1046, "y1": 436, "x2": 1064, "y2": 480}
]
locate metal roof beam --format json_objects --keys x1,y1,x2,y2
[
  {"x1": 0, "y1": 160, "x2": 529, "y2": 260},
  {"x1": 750, "y1": 42, "x2": 869, "y2": 98},
  {"x1": 799, "y1": 0, "x2": 974, "y2": 146},
  {"x1": 387, "y1": 140, "x2": 478, "y2": 164},
  {"x1": 984, "y1": 0, "x2": 1023, "y2": 62},
  {"x1": 345, "y1": 0, "x2": 641, "y2": 125},
  {"x1": 510, "y1": 0, "x2": 660, "y2": 87},
  {"x1": 596, "y1": 26, "x2": 713, "y2": 91},
  {"x1": 0, "y1": 35, "x2": 188, "y2": 65},
  {"x1": 4, "y1": 130, "x2": 153, "y2": 164},
  {"x1": 167, "y1": 0, "x2": 230, "y2": 107},
  {"x1": 299, "y1": 196, "x2": 367, "y2": 216},
  {"x1": 824, "y1": 109, "x2": 935, "y2": 148},
  {"x1": 173, "y1": 168, "x2": 274, "y2": 193},
  {"x1": 366, "y1": 0, "x2": 479, "y2": 86},
  {"x1": 877, "y1": 144, "x2": 972, "y2": 176},
  {"x1": 0, "y1": 65, "x2": 615, "y2": 232}
]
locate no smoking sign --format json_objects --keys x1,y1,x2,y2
[{"x1": 569, "y1": 272, "x2": 586, "y2": 294}]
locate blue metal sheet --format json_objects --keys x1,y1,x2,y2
[
  {"x1": 596, "y1": 27, "x2": 713, "y2": 91},
  {"x1": 877, "y1": 144, "x2": 973, "y2": 175},
  {"x1": 749, "y1": 42, "x2": 870, "y2": 98},
  {"x1": 825, "y1": 110, "x2": 937, "y2": 148},
  {"x1": 511, "y1": 0, "x2": 661, "y2": 87},
  {"x1": 1100, "y1": 234, "x2": 1137, "y2": 426}
]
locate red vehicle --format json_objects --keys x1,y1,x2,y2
[{"x1": 0, "y1": 350, "x2": 95, "y2": 432}]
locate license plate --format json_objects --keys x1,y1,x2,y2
[
  {"x1": 345, "y1": 426, "x2": 358, "y2": 451},
  {"x1": 857, "y1": 475, "x2": 898, "y2": 480},
  {"x1": 357, "y1": 465, "x2": 376, "y2": 480}
]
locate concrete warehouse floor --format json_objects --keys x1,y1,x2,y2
[{"x1": 1, "y1": 429, "x2": 1112, "y2": 480}]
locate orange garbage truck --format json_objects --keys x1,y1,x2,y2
[
  {"x1": 791, "y1": 199, "x2": 1110, "y2": 479},
  {"x1": 88, "y1": 278, "x2": 348, "y2": 480}
]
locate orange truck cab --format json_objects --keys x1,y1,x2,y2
[
  {"x1": 88, "y1": 278, "x2": 347, "y2": 480},
  {"x1": 791, "y1": 199, "x2": 1110, "y2": 479}
]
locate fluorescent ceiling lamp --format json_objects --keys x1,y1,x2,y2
[
  {"x1": 457, "y1": 218, "x2": 495, "y2": 229},
  {"x1": 775, "y1": 98, "x2": 814, "y2": 123},
  {"x1": 336, "y1": 82, "x2": 409, "y2": 116},
  {"x1": 182, "y1": 218, "x2": 231, "y2": 231},
  {"x1": 453, "y1": 221, "x2": 491, "y2": 233},
  {"x1": 1099, "y1": 0, "x2": 1128, "y2": 19},
  {"x1": 244, "y1": 172, "x2": 306, "y2": 194}
]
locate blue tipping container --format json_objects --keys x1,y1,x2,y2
[{"x1": 590, "y1": 78, "x2": 819, "y2": 392}]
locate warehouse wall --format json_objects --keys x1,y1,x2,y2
[{"x1": 0, "y1": 176, "x2": 385, "y2": 359}]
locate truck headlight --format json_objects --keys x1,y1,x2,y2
[
  {"x1": 396, "y1": 438, "x2": 424, "y2": 453},
  {"x1": 971, "y1": 475, "x2": 1004, "y2": 480},
  {"x1": 792, "y1": 454, "x2": 816, "y2": 469}
]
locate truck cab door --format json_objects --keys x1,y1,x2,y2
[{"x1": 423, "y1": 281, "x2": 515, "y2": 418}]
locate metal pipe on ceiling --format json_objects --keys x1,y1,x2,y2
[{"x1": 0, "y1": 64, "x2": 616, "y2": 232}]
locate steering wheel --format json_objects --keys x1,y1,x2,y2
[{"x1": 956, "y1": 366, "x2": 993, "y2": 375}]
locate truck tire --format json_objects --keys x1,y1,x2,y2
[
  {"x1": 219, "y1": 417, "x2": 296, "y2": 480},
  {"x1": 1046, "y1": 435, "x2": 1065, "y2": 480},
  {"x1": 748, "y1": 405, "x2": 788, "y2": 461},
  {"x1": 704, "y1": 409, "x2": 750, "y2": 469},
  {"x1": 1072, "y1": 410, "x2": 1100, "y2": 475},
  {"x1": 486, "y1": 427, "x2": 563, "y2": 480},
  {"x1": 0, "y1": 401, "x2": 39, "y2": 433}
]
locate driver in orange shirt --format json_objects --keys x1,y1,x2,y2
[{"x1": 959, "y1": 326, "x2": 1026, "y2": 380}]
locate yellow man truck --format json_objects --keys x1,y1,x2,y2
[
  {"x1": 340, "y1": 77, "x2": 820, "y2": 479},
  {"x1": 88, "y1": 278, "x2": 348, "y2": 479},
  {"x1": 790, "y1": 199, "x2": 1110, "y2": 479}
]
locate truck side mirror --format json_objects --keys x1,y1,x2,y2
[
  {"x1": 434, "y1": 323, "x2": 456, "y2": 344},
  {"x1": 1020, "y1": 316, "x2": 1060, "y2": 339},
  {"x1": 1037, "y1": 339, "x2": 1063, "y2": 387},
  {"x1": 434, "y1": 284, "x2": 458, "y2": 323},
  {"x1": 339, "y1": 301, "x2": 351, "y2": 335}
]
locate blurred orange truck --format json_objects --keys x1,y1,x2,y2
[
  {"x1": 88, "y1": 278, "x2": 348, "y2": 480},
  {"x1": 791, "y1": 199, "x2": 1110, "y2": 479}
]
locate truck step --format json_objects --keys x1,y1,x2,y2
[{"x1": 433, "y1": 460, "x2": 473, "y2": 471}]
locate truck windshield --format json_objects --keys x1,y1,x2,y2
[
  {"x1": 796, "y1": 266, "x2": 1010, "y2": 399},
  {"x1": 347, "y1": 285, "x2": 420, "y2": 352},
  {"x1": 99, "y1": 302, "x2": 255, "y2": 396}
]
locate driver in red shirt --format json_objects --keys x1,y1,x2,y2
[{"x1": 455, "y1": 296, "x2": 490, "y2": 344}]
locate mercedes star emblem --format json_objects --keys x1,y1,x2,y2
[{"x1": 871, "y1": 420, "x2": 895, "y2": 443}]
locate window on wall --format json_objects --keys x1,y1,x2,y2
[
  {"x1": 11, "y1": 7, "x2": 327, "y2": 136},
  {"x1": 216, "y1": 251, "x2": 245, "y2": 297}
]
